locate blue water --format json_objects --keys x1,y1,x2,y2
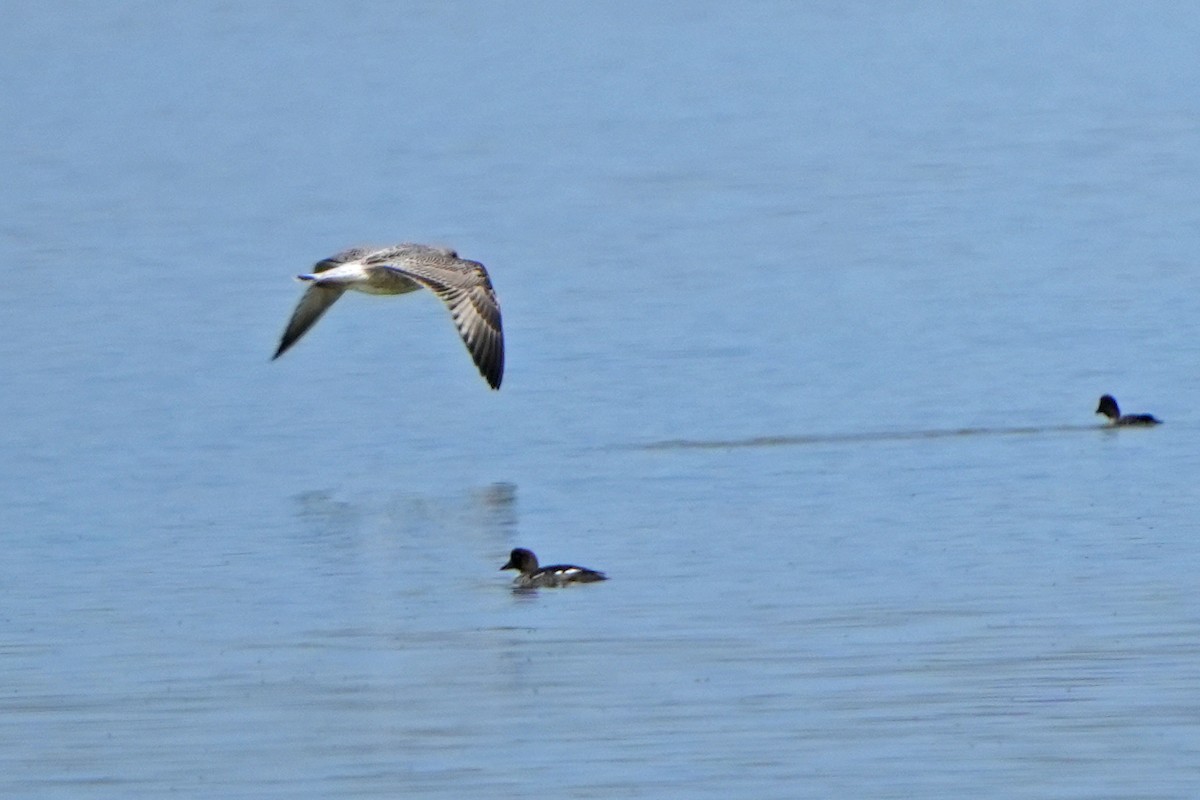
[{"x1": 3, "y1": 2, "x2": 1200, "y2": 797}]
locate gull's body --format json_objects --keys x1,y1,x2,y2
[{"x1": 273, "y1": 244, "x2": 504, "y2": 389}]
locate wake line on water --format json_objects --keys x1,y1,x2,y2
[{"x1": 638, "y1": 423, "x2": 1110, "y2": 451}]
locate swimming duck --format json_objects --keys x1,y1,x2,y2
[
  {"x1": 500, "y1": 548, "x2": 607, "y2": 589},
  {"x1": 273, "y1": 244, "x2": 504, "y2": 389},
  {"x1": 1095, "y1": 394, "x2": 1160, "y2": 426}
]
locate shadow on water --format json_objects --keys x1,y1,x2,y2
[
  {"x1": 288, "y1": 482, "x2": 520, "y2": 580},
  {"x1": 637, "y1": 423, "x2": 1117, "y2": 451},
  {"x1": 292, "y1": 482, "x2": 518, "y2": 536}
]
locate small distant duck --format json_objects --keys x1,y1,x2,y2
[
  {"x1": 500, "y1": 548, "x2": 607, "y2": 589},
  {"x1": 273, "y1": 244, "x2": 504, "y2": 389},
  {"x1": 1095, "y1": 394, "x2": 1161, "y2": 426}
]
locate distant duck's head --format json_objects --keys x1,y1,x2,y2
[
  {"x1": 1096, "y1": 394, "x2": 1121, "y2": 420},
  {"x1": 501, "y1": 548, "x2": 538, "y2": 574}
]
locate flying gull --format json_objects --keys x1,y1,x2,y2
[{"x1": 273, "y1": 243, "x2": 504, "y2": 389}]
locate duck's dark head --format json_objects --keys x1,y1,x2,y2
[
  {"x1": 501, "y1": 548, "x2": 538, "y2": 573},
  {"x1": 1096, "y1": 394, "x2": 1120, "y2": 420}
]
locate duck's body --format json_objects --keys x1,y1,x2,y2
[
  {"x1": 273, "y1": 244, "x2": 504, "y2": 389},
  {"x1": 500, "y1": 548, "x2": 607, "y2": 589},
  {"x1": 1096, "y1": 394, "x2": 1160, "y2": 426}
]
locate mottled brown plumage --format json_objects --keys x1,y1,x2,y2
[{"x1": 273, "y1": 244, "x2": 504, "y2": 389}]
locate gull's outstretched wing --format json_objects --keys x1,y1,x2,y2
[
  {"x1": 272, "y1": 284, "x2": 346, "y2": 360},
  {"x1": 372, "y1": 247, "x2": 505, "y2": 389}
]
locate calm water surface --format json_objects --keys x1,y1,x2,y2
[{"x1": 3, "y1": 2, "x2": 1200, "y2": 798}]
